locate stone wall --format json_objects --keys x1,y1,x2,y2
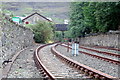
[
  {"x1": 1, "y1": 13, "x2": 34, "y2": 61},
  {"x1": 79, "y1": 32, "x2": 120, "y2": 48}
]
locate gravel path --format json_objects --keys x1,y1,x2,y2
[
  {"x1": 7, "y1": 44, "x2": 42, "y2": 78},
  {"x1": 39, "y1": 44, "x2": 92, "y2": 79},
  {"x1": 56, "y1": 44, "x2": 119, "y2": 78}
]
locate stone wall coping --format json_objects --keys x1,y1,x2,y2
[{"x1": 84, "y1": 31, "x2": 120, "y2": 38}]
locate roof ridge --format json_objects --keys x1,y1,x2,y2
[{"x1": 22, "y1": 12, "x2": 52, "y2": 22}]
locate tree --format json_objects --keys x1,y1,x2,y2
[
  {"x1": 30, "y1": 21, "x2": 53, "y2": 43},
  {"x1": 68, "y1": 2, "x2": 120, "y2": 38},
  {"x1": 69, "y1": 2, "x2": 85, "y2": 38}
]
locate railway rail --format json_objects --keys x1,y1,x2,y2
[
  {"x1": 34, "y1": 43, "x2": 91, "y2": 79},
  {"x1": 80, "y1": 46, "x2": 120, "y2": 58},
  {"x1": 2, "y1": 48, "x2": 28, "y2": 78},
  {"x1": 33, "y1": 43, "x2": 118, "y2": 80},
  {"x1": 68, "y1": 43, "x2": 119, "y2": 57},
  {"x1": 33, "y1": 43, "x2": 55, "y2": 80},
  {"x1": 91, "y1": 45, "x2": 120, "y2": 51},
  {"x1": 62, "y1": 43, "x2": 120, "y2": 65},
  {"x1": 84, "y1": 46, "x2": 119, "y2": 55},
  {"x1": 2, "y1": 44, "x2": 42, "y2": 78}
]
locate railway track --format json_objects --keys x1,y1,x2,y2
[
  {"x1": 34, "y1": 43, "x2": 118, "y2": 80},
  {"x1": 34, "y1": 43, "x2": 91, "y2": 79},
  {"x1": 2, "y1": 44, "x2": 42, "y2": 78},
  {"x1": 68, "y1": 43, "x2": 119, "y2": 57},
  {"x1": 62, "y1": 43, "x2": 120, "y2": 65},
  {"x1": 91, "y1": 45, "x2": 120, "y2": 51},
  {"x1": 2, "y1": 48, "x2": 28, "y2": 78},
  {"x1": 79, "y1": 46, "x2": 120, "y2": 58},
  {"x1": 67, "y1": 43, "x2": 119, "y2": 55}
]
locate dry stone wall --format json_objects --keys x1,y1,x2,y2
[
  {"x1": 1, "y1": 13, "x2": 34, "y2": 61},
  {"x1": 79, "y1": 32, "x2": 120, "y2": 48}
]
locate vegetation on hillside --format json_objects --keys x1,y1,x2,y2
[
  {"x1": 2, "y1": 2, "x2": 70, "y2": 23},
  {"x1": 67, "y1": 2, "x2": 120, "y2": 38}
]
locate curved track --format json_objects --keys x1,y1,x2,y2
[
  {"x1": 2, "y1": 48, "x2": 28, "y2": 78},
  {"x1": 34, "y1": 43, "x2": 91, "y2": 79},
  {"x1": 34, "y1": 43, "x2": 55, "y2": 80},
  {"x1": 34, "y1": 43, "x2": 118, "y2": 80}
]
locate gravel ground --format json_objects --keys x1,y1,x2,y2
[
  {"x1": 39, "y1": 44, "x2": 92, "y2": 79},
  {"x1": 7, "y1": 44, "x2": 42, "y2": 78},
  {"x1": 56, "y1": 44, "x2": 119, "y2": 78}
]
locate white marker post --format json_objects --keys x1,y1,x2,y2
[
  {"x1": 72, "y1": 42, "x2": 75, "y2": 56},
  {"x1": 72, "y1": 41, "x2": 79, "y2": 56},
  {"x1": 75, "y1": 42, "x2": 79, "y2": 56}
]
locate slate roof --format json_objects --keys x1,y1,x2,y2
[
  {"x1": 22, "y1": 12, "x2": 52, "y2": 22},
  {"x1": 55, "y1": 24, "x2": 68, "y2": 31}
]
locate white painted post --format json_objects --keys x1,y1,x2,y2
[
  {"x1": 76, "y1": 43, "x2": 79, "y2": 56},
  {"x1": 74, "y1": 42, "x2": 79, "y2": 56},
  {"x1": 72, "y1": 42, "x2": 75, "y2": 56}
]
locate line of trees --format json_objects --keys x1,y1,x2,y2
[{"x1": 67, "y1": 2, "x2": 120, "y2": 38}]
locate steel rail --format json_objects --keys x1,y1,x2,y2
[
  {"x1": 67, "y1": 43, "x2": 120, "y2": 52},
  {"x1": 62, "y1": 43, "x2": 120, "y2": 65},
  {"x1": 92, "y1": 46, "x2": 120, "y2": 51},
  {"x1": 51, "y1": 44, "x2": 118, "y2": 80},
  {"x1": 2, "y1": 48, "x2": 28, "y2": 78},
  {"x1": 33, "y1": 43, "x2": 56, "y2": 80},
  {"x1": 79, "y1": 46, "x2": 120, "y2": 58}
]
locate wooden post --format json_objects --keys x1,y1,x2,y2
[{"x1": 67, "y1": 42, "x2": 69, "y2": 52}]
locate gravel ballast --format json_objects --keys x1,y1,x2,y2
[
  {"x1": 39, "y1": 44, "x2": 92, "y2": 79},
  {"x1": 56, "y1": 44, "x2": 119, "y2": 78}
]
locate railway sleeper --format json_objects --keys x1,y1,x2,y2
[
  {"x1": 54, "y1": 44, "x2": 118, "y2": 80},
  {"x1": 94, "y1": 74, "x2": 99, "y2": 79},
  {"x1": 41, "y1": 73, "x2": 47, "y2": 77},
  {"x1": 100, "y1": 77, "x2": 106, "y2": 80}
]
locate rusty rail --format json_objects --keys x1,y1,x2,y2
[
  {"x1": 92, "y1": 46, "x2": 120, "y2": 51},
  {"x1": 67, "y1": 43, "x2": 120, "y2": 57},
  {"x1": 51, "y1": 44, "x2": 118, "y2": 80},
  {"x1": 80, "y1": 46, "x2": 120, "y2": 58},
  {"x1": 67, "y1": 42, "x2": 120, "y2": 52},
  {"x1": 2, "y1": 48, "x2": 28, "y2": 78},
  {"x1": 60, "y1": 44, "x2": 120, "y2": 65},
  {"x1": 33, "y1": 43, "x2": 56, "y2": 80}
]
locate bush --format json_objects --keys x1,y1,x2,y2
[{"x1": 30, "y1": 21, "x2": 53, "y2": 43}]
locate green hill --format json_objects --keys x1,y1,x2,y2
[{"x1": 2, "y1": 2, "x2": 70, "y2": 23}]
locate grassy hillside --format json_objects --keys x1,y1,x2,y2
[{"x1": 2, "y1": 2, "x2": 70, "y2": 23}]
